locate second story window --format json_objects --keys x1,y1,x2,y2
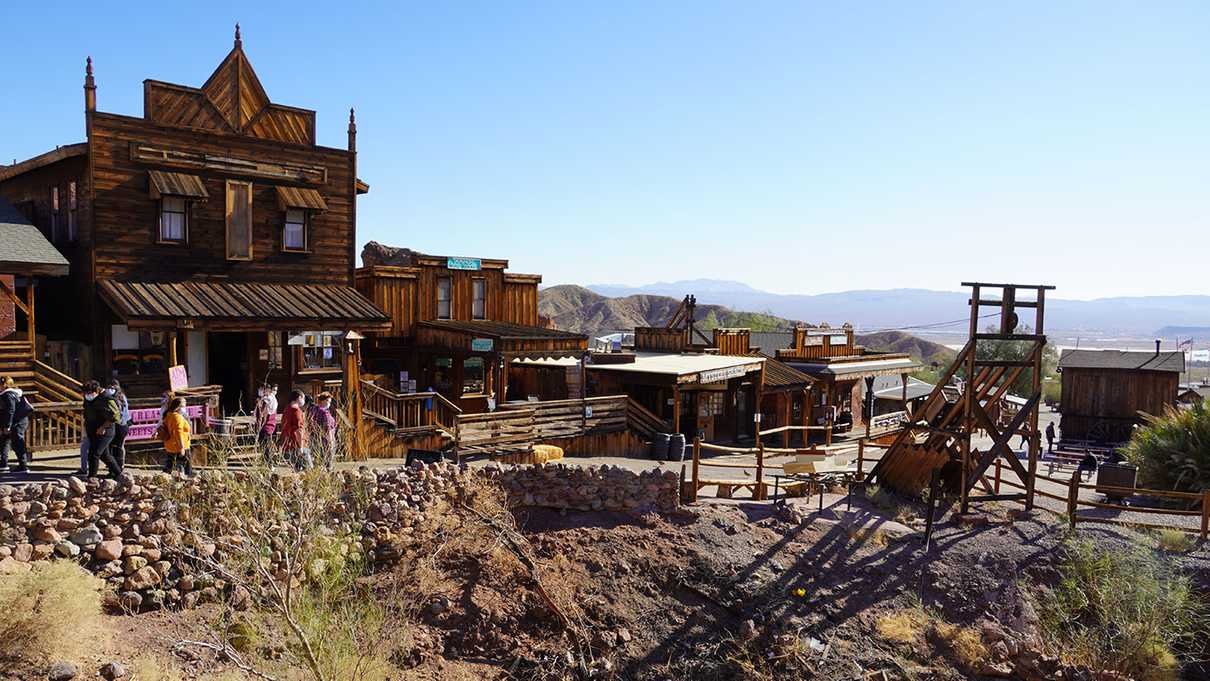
[
  {"x1": 472, "y1": 279, "x2": 486, "y2": 320},
  {"x1": 437, "y1": 276, "x2": 452, "y2": 320},
  {"x1": 67, "y1": 182, "x2": 78, "y2": 241},
  {"x1": 159, "y1": 196, "x2": 188, "y2": 244},
  {"x1": 283, "y1": 209, "x2": 308, "y2": 252},
  {"x1": 225, "y1": 180, "x2": 253, "y2": 261},
  {"x1": 49, "y1": 186, "x2": 60, "y2": 241}
]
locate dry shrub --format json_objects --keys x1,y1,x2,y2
[
  {"x1": 846, "y1": 526, "x2": 889, "y2": 547},
  {"x1": 928, "y1": 621, "x2": 988, "y2": 670},
  {"x1": 875, "y1": 608, "x2": 927, "y2": 645},
  {"x1": 129, "y1": 656, "x2": 246, "y2": 681},
  {"x1": 0, "y1": 561, "x2": 105, "y2": 664},
  {"x1": 1156, "y1": 529, "x2": 1194, "y2": 553}
]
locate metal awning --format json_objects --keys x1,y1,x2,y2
[
  {"x1": 148, "y1": 170, "x2": 208, "y2": 200},
  {"x1": 98, "y1": 279, "x2": 390, "y2": 330},
  {"x1": 276, "y1": 186, "x2": 328, "y2": 211}
]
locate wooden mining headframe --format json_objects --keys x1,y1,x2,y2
[{"x1": 866, "y1": 282, "x2": 1054, "y2": 514}]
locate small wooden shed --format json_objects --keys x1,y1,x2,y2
[{"x1": 1057, "y1": 348, "x2": 1184, "y2": 443}]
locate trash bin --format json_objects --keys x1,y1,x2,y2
[
  {"x1": 1096, "y1": 462, "x2": 1137, "y2": 501},
  {"x1": 652, "y1": 433, "x2": 670, "y2": 461},
  {"x1": 668, "y1": 433, "x2": 686, "y2": 462}
]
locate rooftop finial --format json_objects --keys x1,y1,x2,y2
[
  {"x1": 86, "y1": 56, "x2": 93, "y2": 78},
  {"x1": 349, "y1": 108, "x2": 356, "y2": 125},
  {"x1": 234, "y1": 22, "x2": 242, "y2": 48}
]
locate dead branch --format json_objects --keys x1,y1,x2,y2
[{"x1": 173, "y1": 639, "x2": 278, "y2": 681}]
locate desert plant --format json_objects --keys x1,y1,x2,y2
[
  {"x1": 1122, "y1": 402, "x2": 1210, "y2": 496},
  {"x1": 1156, "y1": 529, "x2": 1195, "y2": 553},
  {"x1": 1038, "y1": 537, "x2": 1206, "y2": 681},
  {"x1": 0, "y1": 561, "x2": 105, "y2": 665}
]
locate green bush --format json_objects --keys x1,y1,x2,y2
[
  {"x1": 1039, "y1": 538, "x2": 1206, "y2": 681},
  {"x1": 1121, "y1": 402, "x2": 1210, "y2": 494}
]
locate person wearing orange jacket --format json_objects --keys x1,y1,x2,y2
[{"x1": 160, "y1": 396, "x2": 193, "y2": 477}]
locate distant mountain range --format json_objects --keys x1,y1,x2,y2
[
  {"x1": 538, "y1": 285, "x2": 956, "y2": 367},
  {"x1": 580, "y1": 280, "x2": 1210, "y2": 337}
]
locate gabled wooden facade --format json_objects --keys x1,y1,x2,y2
[
  {"x1": 0, "y1": 29, "x2": 387, "y2": 409},
  {"x1": 356, "y1": 254, "x2": 586, "y2": 412}
]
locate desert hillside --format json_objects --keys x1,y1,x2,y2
[{"x1": 539, "y1": 285, "x2": 955, "y2": 367}]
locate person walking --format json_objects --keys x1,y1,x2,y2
[
  {"x1": 83, "y1": 380, "x2": 122, "y2": 480},
  {"x1": 1045, "y1": 422, "x2": 1056, "y2": 455},
  {"x1": 159, "y1": 397, "x2": 193, "y2": 477},
  {"x1": 255, "y1": 385, "x2": 278, "y2": 462},
  {"x1": 0, "y1": 377, "x2": 33, "y2": 474},
  {"x1": 107, "y1": 379, "x2": 132, "y2": 471},
  {"x1": 278, "y1": 390, "x2": 310, "y2": 471},
  {"x1": 306, "y1": 391, "x2": 337, "y2": 468}
]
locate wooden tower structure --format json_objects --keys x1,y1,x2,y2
[{"x1": 867, "y1": 282, "x2": 1054, "y2": 513}]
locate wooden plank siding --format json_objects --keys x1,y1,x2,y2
[
  {"x1": 1059, "y1": 367, "x2": 1179, "y2": 440},
  {"x1": 87, "y1": 111, "x2": 354, "y2": 285},
  {"x1": 355, "y1": 264, "x2": 542, "y2": 339}
]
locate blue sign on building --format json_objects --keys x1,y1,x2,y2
[{"x1": 447, "y1": 257, "x2": 482, "y2": 271}]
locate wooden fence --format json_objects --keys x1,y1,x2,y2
[
  {"x1": 361, "y1": 380, "x2": 461, "y2": 436},
  {"x1": 459, "y1": 395, "x2": 632, "y2": 457},
  {"x1": 991, "y1": 458, "x2": 1210, "y2": 539},
  {"x1": 685, "y1": 436, "x2": 862, "y2": 502}
]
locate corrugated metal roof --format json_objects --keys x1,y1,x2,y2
[
  {"x1": 98, "y1": 279, "x2": 389, "y2": 329},
  {"x1": 787, "y1": 355, "x2": 921, "y2": 378},
  {"x1": 757, "y1": 354, "x2": 814, "y2": 390},
  {"x1": 872, "y1": 376, "x2": 934, "y2": 401},
  {"x1": 749, "y1": 331, "x2": 794, "y2": 354},
  {"x1": 148, "y1": 170, "x2": 209, "y2": 199},
  {"x1": 587, "y1": 352, "x2": 764, "y2": 378},
  {"x1": 276, "y1": 186, "x2": 328, "y2": 211},
  {"x1": 1058, "y1": 349, "x2": 1185, "y2": 373},
  {"x1": 0, "y1": 198, "x2": 69, "y2": 276}
]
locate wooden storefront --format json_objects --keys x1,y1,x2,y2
[
  {"x1": 0, "y1": 29, "x2": 384, "y2": 404},
  {"x1": 356, "y1": 255, "x2": 586, "y2": 412}
]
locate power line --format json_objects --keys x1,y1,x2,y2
[{"x1": 861, "y1": 312, "x2": 1001, "y2": 335}]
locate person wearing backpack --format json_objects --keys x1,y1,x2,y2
[
  {"x1": 0, "y1": 376, "x2": 34, "y2": 474},
  {"x1": 83, "y1": 380, "x2": 122, "y2": 480},
  {"x1": 159, "y1": 396, "x2": 193, "y2": 477},
  {"x1": 106, "y1": 379, "x2": 132, "y2": 470}
]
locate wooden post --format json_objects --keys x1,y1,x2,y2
[
  {"x1": 924, "y1": 467, "x2": 941, "y2": 552},
  {"x1": 755, "y1": 441, "x2": 765, "y2": 500},
  {"x1": 691, "y1": 437, "x2": 701, "y2": 503},
  {"x1": 26, "y1": 282, "x2": 35, "y2": 362},
  {"x1": 343, "y1": 334, "x2": 365, "y2": 461},
  {"x1": 168, "y1": 330, "x2": 178, "y2": 367},
  {"x1": 994, "y1": 456, "x2": 1002, "y2": 494},
  {"x1": 782, "y1": 394, "x2": 791, "y2": 448},
  {"x1": 672, "y1": 386, "x2": 681, "y2": 436},
  {"x1": 857, "y1": 439, "x2": 865, "y2": 481},
  {"x1": 1201, "y1": 490, "x2": 1210, "y2": 541},
  {"x1": 1066, "y1": 473, "x2": 1080, "y2": 528},
  {"x1": 901, "y1": 372, "x2": 908, "y2": 417}
]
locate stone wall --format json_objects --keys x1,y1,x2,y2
[
  {"x1": 490, "y1": 464, "x2": 680, "y2": 513},
  {"x1": 0, "y1": 461, "x2": 677, "y2": 610}
]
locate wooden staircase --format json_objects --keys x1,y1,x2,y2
[{"x1": 0, "y1": 339, "x2": 83, "y2": 403}]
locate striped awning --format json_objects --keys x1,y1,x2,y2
[
  {"x1": 98, "y1": 279, "x2": 389, "y2": 330},
  {"x1": 276, "y1": 186, "x2": 328, "y2": 211},
  {"x1": 148, "y1": 170, "x2": 208, "y2": 200}
]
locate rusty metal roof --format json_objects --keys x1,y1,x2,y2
[
  {"x1": 98, "y1": 279, "x2": 389, "y2": 330},
  {"x1": 148, "y1": 170, "x2": 209, "y2": 200}
]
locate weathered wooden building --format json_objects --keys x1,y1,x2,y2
[
  {"x1": 773, "y1": 324, "x2": 919, "y2": 430},
  {"x1": 0, "y1": 29, "x2": 389, "y2": 410},
  {"x1": 355, "y1": 252, "x2": 587, "y2": 412},
  {"x1": 1058, "y1": 347, "x2": 1184, "y2": 443}
]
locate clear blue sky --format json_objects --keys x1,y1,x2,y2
[{"x1": 2, "y1": 1, "x2": 1207, "y2": 300}]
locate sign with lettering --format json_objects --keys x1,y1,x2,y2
[
  {"x1": 126, "y1": 405, "x2": 205, "y2": 442},
  {"x1": 168, "y1": 365, "x2": 189, "y2": 391},
  {"x1": 447, "y1": 257, "x2": 482, "y2": 271},
  {"x1": 471, "y1": 338, "x2": 494, "y2": 352},
  {"x1": 697, "y1": 365, "x2": 753, "y2": 384}
]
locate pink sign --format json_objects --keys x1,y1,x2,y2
[
  {"x1": 168, "y1": 365, "x2": 189, "y2": 392},
  {"x1": 126, "y1": 424, "x2": 159, "y2": 442}
]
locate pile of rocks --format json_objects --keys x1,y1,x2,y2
[
  {"x1": 487, "y1": 463, "x2": 680, "y2": 513},
  {"x1": 0, "y1": 460, "x2": 675, "y2": 611}
]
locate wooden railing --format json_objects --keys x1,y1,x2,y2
[
  {"x1": 33, "y1": 360, "x2": 83, "y2": 403},
  {"x1": 991, "y1": 458, "x2": 1210, "y2": 539},
  {"x1": 360, "y1": 380, "x2": 461, "y2": 435},
  {"x1": 27, "y1": 401, "x2": 84, "y2": 452},
  {"x1": 499, "y1": 395, "x2": 629, "y2": 439},
  {"x1": 625, "y1": 398, "x2": 672, "y2": 441}
]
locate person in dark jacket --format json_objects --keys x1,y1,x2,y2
[
  {"x1": 106, "y1": 379, "x2": 132, "y2": 470},
  {"x1": 0, "y1": 376, "x2": 33, "y2": 474},
  {"x1": 83, "y1": 380, "x2": 122, "y2": 479}
]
